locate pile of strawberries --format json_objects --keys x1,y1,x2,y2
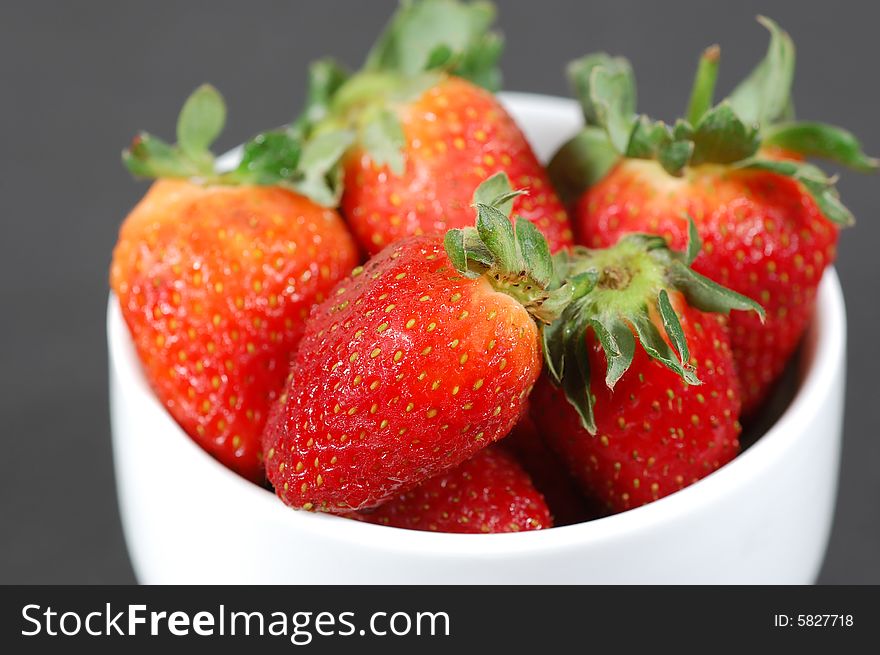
[{"x1": 111, "y1": 1, "x2": 873, "y2": 532}]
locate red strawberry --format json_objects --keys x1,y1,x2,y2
[
  {"x1": 503, "y1": 413, "x2": 597, "y2": 525},
  {"x1": 297, "y1": 0, "x2": 573, "y2": 255},
  {"x1": 550, "y1": 18, "x2": 875, "y2": 415},
  {"x1": 341, "y1": 75, "x2": 573, "y2": 254},
  {"x1": 262, "y1": 175, "x2": 580, "y2": 512},
  {"x1": 355, "y1": 447, "x2": 552, "y2": 533},
  {"x1": 575, "y1": 162, "x2": 834, "y2": 417},
  {"x1": 533, "y1": 229, "x2": 763, "y2": 512},
  {"x1": 112, "y1": 85, "x2": 359, "y2": 481}
]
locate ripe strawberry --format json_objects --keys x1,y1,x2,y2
[
  {"x1": 112, "y1": 85, "x2": 358, "y2": 481},
  {"x1": 550, "y1": 18, "x2": 875, "y2": 414},
  {"x1": 262, "y1": 175, "x2": 582, "y2": 512},
  {"x1": 533, "y1": 228, "x2": 763, "y2": 513},
  {"x1": 503, "y1": 413, "x2": 597, "y2": 525},
  {"x1": 297, "y1": 0, "x2": 573, "y2": 254},
  {"x1": 341, "y1": 75, "x2": 573, "y2": 254},
  {"x1": 355, "y1": 447, "x2": 552, "y2": 533}
]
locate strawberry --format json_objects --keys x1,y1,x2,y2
[
  {"x1": 355, "y1": 447, "x2": 552, "y2": 533},
  {"x1": 262, "y1": 174, "x2": 584, "y2": 512},
  {"x1": 111, "y1": 85, "x2": 359, "y2": 481},
  {"x1": 296, "y1": 0, "x2": 573, "y2": 255},
  {"x1": 502, "y1": 413, "x2": 597, "y2": 525},
  {"x1": 340, "y1": 75, "x2": 573, "y2": 254},
  {"x1": 549, "y1": 18, "x2": 876, "y2": 415},
  {"x1": 533, "y1": 227, "x2": 763, "y2": 513}
]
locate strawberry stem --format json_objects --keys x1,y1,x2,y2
[{"x1": 685, "y1": 45, "x2": 720, "y2": 126}]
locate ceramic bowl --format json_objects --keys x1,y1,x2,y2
[{"x1": 109, "y1": 93, "x2": 846, "y2": 583}]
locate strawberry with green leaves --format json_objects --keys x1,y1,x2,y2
[
  {"x1": 355, "y1": 446, "x2": 552, "y2": 533},
  {"x1": 112, "y1": 85, "x2": 359, "y2": 482},
  {"x1": 262, "y1": 174, "x2": 584, "y2": 512},
  {"x1": 532, "y1": 224, "x2": 764, "y2": 512},
  {"x1": 296, "y1": 0, "x2": 573, "y2": 255},
  {"x1": 550, "y1": 17, "x2": 876, "y2": 414}
]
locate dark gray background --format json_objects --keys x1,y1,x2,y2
[{"x1": 1, "y1": 0, "x2": 877, "y2": 583}]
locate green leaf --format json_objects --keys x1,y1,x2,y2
[
  {"x1": 658, "y1": 139, "x2": 694, "y2": 176},
  {"x1": 657, "y1": 289, "x2": 689, "y2": 368},
  {"x1": 292, "y1": 59, "x2": 350, "y2": 137},
  {"x1": 626, "y1": 116, "x2": 672, "y2": 160},
  {"x1": 124, "y1": 85, "x2": 230, "y2": 181},
  {"x1": 292, "y1": 130, "x2": 356, "y2": 205},
  {"x1": 547, "y1": 127, "x2": 620, "y2": 205},
  {"x1": 462, "y1": 227, "x2": 494, "y2": 269},
  {"x1": 624, "y1": 116, "x2": 694, "y2": 176},
  {"x1": 690, "y1": 102, "x2": 760, "y2": 165},
  {"x1": 426, "y1": 44, "x2": 454, "y2": 70},
  {"x1": 624, "y1": 232, "x2": 669, "y2": 254},
  {"x1": 230, "y1": 129, "x2": 353, "y2": 206},
  {"x1": 472, "y1": 171, "x2": 522, "y2": 216},
  {"x1": 234, "y1": 130, "x2": 302, "y2": 185},
  {"x1": 454, "y1": 31, "x2": 503, "y2": 91},
  {"x1": 681, "y1": 216, "x2": 700, "y2": 266},
  {"x1": 364, "y1": 0, "x2": 501, "y2": 89},
  {"x1": 669, "y1": 261, "x2": 765, "y2": 319},
  {"x1": 123, "y1": 132, "x2": 202, "y2": 179},
  {"x1": 672, "y1": 119, "x2": 695, "y2": 142},
  {"x1": 742, "y1": 158, "x2": 855, "y2": 226},
  {"x1": 686, "y1": 45, "x2": 721, "y2": 126},
  {"x1": 361, "y1": 107, "x2": 406, "y2": 175},
  {"x1": 542, "y1": 317, "x2": 568, "y2": 385},
  {"x1": 763, "y1": 121, "x2": 879, "y2": 172},
  {"x1": 562, "y1": 316, "x2": 597, "y2": 434},
  {"x1": 568, "y1": 53, "x2": 636, "y2": 127},
  {"x1": 299, "y1": 130, "x2": 355, "y2": 176},
  {"x1": 540, "y1": 271, "x2": 597, "y2": 324},
  {"x1": 444, "y1": 226, "x2": 492, "y2": 278},
  {"x1": 632, "y1": 314, "x2": 699, "y2": 385},
  {"x1": 590, "y1": 65, "x2": 637, "y2": 153},
  {"x1": 515, "y1": 217, "x2": 553, "y2": 288},
  {"x1": 726, "y1": 16, "x2": 795, "y2": 127},
  {"x1": 176, "y1": 84, "x2": 226, "y2": 162},
  {"x1": 590, "y1": 315, "x2": 635, "y2": 390},
  {"x1": 475, "y1": 203, "x2": 519, "y2": 273},
  {"x1": 444, "y1": 229, "x2": 468, "y2": 272},
  {"x1": 288, "y1": 175, "x2": 336, "y2": 208}
]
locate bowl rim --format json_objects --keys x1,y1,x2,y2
[{"x1": 108, "y1": 91, "x2": 847, "y2": 556}]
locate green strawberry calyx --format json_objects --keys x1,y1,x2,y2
[
  {"x1": 123, "y1": 84, "x2": 354, "y2": 207},
  {"x1": 363, "y1": 0, "x2": 502, "y2": 92},
  {"x1": 445, "y1": 173, "x2": 594, "y2": 324},
  {"x1": 298, "y1": 0, "x2": 502, "y2": 177},
  {"x1": 549, "y1": 16, "x2": 877, "y2": 225},
  {"x1": 125, "y1": 2, "x2": 502, "y2": 200},
  {"x1": 542, "y1": 218, "x2": 764, "y2": 434}
]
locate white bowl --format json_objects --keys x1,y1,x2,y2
[{"x1": 109, "y1": 93, "x2": 846, "y2": 584}]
